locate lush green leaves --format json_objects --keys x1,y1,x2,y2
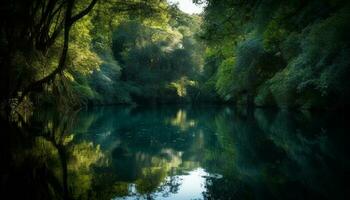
[{"x1": 201, "y1": 0, "x2": 350, "y2": 109}]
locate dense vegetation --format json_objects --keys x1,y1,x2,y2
[
  {"x1": 1, "y1": 0, "x2": 350, "y2": 115},
  {"x1": 0, "y1": 0, "x2": 206, "y2": 113},
  {"x1": 1, "y1": 1, "x2": 349, "y2": 199},
  {"x1": 199, "y1": 0, "x2": 350, "y2": 109}
]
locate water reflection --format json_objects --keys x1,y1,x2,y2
[
  {"x1": 0, "y1": 106, "x2": 348, "y2": 200},
  {"x1": 113, "y1": 168, "x2": 208, "y2": 200},
  {"x1": 167, "y1": 109, "x2": 196, "y2": 131}
]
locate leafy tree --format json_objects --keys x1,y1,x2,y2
[
  {"x1": 0, "y1": 0, "x2": 98, "y2": 112},
  {"x1": 200, "y1": 0, "x2": 350, "y2": 109}
]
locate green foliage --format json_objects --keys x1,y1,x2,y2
[
  {"x1": 215, "y1": 57, "x2": 235, "y2": 100},
  {"x1": 97, "y1": 6, "x2": 204, "y2": 104},
  {"x1": 263, "y1": 20, "x2": 288, "y2": 52},
  {"x1": 201, "y1": 0, "x2": 350, "y2": 109},
  {"x1": 48, "y1": 2, "x2": 205, "y2": 106},
  {"x1": 4, "y1": 0, "x2": 348, "y2": 109}
]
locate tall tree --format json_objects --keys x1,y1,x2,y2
[{"x1": 0, "y1": 0, "x2": 98, "y2": 112}]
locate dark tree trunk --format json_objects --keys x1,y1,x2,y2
[{"x1": 0, "y1": 0, "x2": 98, "y2": 111}]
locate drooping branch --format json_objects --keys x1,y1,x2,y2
[{"x1": 18, "y1": 0, "x2": 98, "y2": 104}]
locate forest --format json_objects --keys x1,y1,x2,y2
[
  {"x1": 1, "y1": 0, "x2": 349, "y2": 116},
  {"x1": 0, "y1": 1, "x2": 349, "y2": 199}
]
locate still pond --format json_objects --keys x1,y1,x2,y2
[{"x1": 1, "y1": 106, "x2": 347, "y2": 200}]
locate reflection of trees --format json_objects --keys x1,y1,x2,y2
[
  {"x1": 75, "y1": 106, "x2": 214, "y2": 199},
  {"x1": 1, "y1": 110, "x2": 76, "y2": 199},
  {"x1": 158, "y1": 174, "x2": 181, "y2": 196},
  {"x1": 167, "y1": 109, "x2": 196, "y2": 131},
  {"x1": 108, "y1": 148, "x2": 184, "y2": 199},
  {"x1": 2, "y1": 106, "x2": 346, "y2": 200},
  {"x1": 1, "y1": 109, "x2": 105, "y2": 200},
  {"x1": 202, "y1": 108, "x2": 347, "y2": 200},
  {"x1": 66, "y1": 108, "x2": 349, "y2": 199},
  {"x1": 254, "y1": 109, "x2": 347, "y2": 199},
  {"x1": 1, "y1": 117, "x2": 65, "y2": 200}
]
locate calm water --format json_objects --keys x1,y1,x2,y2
[{"x1": 1, "y1": 106, "x2": 348, "y2": 200}]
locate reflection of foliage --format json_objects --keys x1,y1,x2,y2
[
  {"x1": 136, "y1": 167, "x2": 167, "y2": 194},
  {"x1": 67, "y1": 141, "x2": 105, "y2": 199},
  {"x1": 2, "y1": 106, "x2": 347, "y2": 200},
  {"x1": 157, "y1": 175, "x2": 181, "y2": 197},
  {"x1": 199, "y1": 107, "x2": 347, "y2": 200},
  {"x1": 167, "y1": 109, "x2": 196, "y2": 131},
  {"x1": 1, "y1": 109, "x2": 108, "y2": 200},
  {"x1": 68, "y1": 142, "x2": 104, "y2": 171}
]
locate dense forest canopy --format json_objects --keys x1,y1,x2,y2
[
  {"x1": 1, "y1": 0, "x2": 350, "y2": 115},
  {"x1": 200, "y1": 0, "x2": 350, "y2": 109}
]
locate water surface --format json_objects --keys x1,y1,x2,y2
[{"x1": 1, "y1": 106, "x2": 348, "y2": 200}]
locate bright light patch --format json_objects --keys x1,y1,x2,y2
[{"x1": 168, "y1": 0, "x2": 205, "y2": 14}]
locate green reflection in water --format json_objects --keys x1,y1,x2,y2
[{"x1": 0, "y1": 106, "x2": 348, "y2": 200}]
